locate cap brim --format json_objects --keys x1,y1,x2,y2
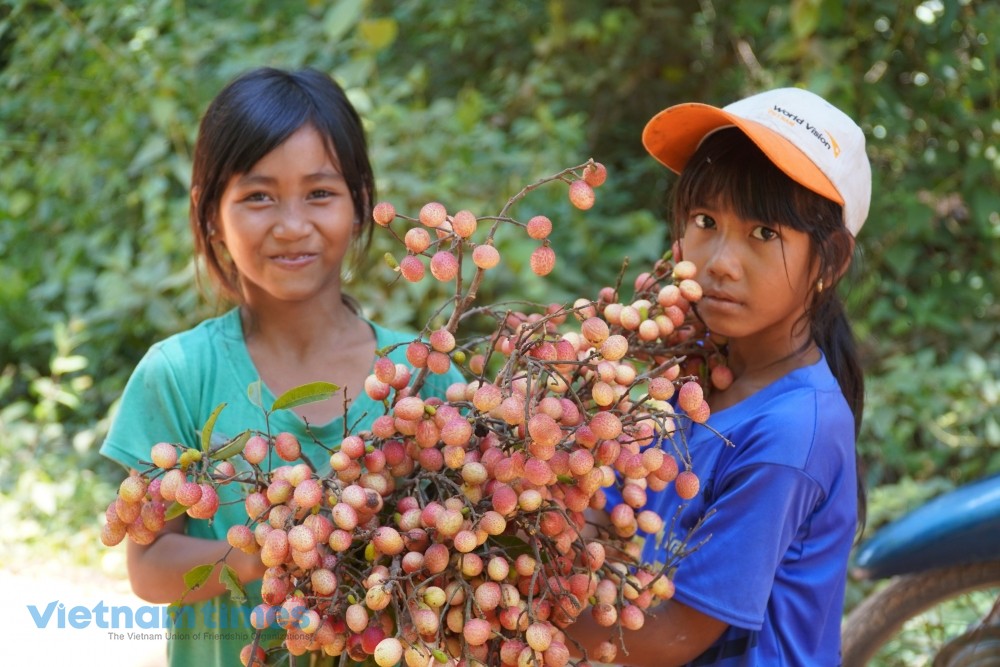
[{"x1": 642, "y1": 103, "x2": 843, "y2": 206}]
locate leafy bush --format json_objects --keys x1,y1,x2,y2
[{"x1": 1, "y1": 0, "x2": 997, "y2": 571}]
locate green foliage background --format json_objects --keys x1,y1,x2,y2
[{"x1": 0, "y1": 0, "x2": 997, "y2": 598}]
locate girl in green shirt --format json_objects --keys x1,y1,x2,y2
[{"x1": 101, "y1": 67, "x2": 461, "y2": 667}]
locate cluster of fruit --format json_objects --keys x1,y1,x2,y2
[{"x1": 102, "y1": 161, "x2": 729, "y2": 667}]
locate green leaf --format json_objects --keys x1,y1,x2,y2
[
  {"x1": 247, "y1": 380, "x2": 263, "y2": 409},
  {"x1": 219, "y1": 563, "x2": 247, "y2": 603},
  {"x1": 488, "y1": 534, "x2": 533, "y2": 558},
  {"x1": 210, "y1": 430, "x2": 252, "y2": 461},
  {"x1": 790, "y1": 0, "x2": 822, "y2": 39},
  {"x1": 323, "y1": 0, "x2": 364, "y2": 43},
  {"x1": 165, "y1": 500, "x2": 187, "y2": 521},
  {"x1": 270, "y1": 381, "x2": 339, "y2": 412},
  {"x1": 183, "y1": 564, "x2": 214, "y2": 592},
  {"x1": 359, "y1": 17, "x2": 398, "y2": 50},
  {"x1": 51, "y1": 354, "x2": 87, "y2": 374},
  {"x1": 201, "y1": 402, "x2": 227, "y2": 452}
]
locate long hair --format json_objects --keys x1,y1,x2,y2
[
  {"x1": 672, "y1": 127, "x2": 867, "y2": 532},
  {"x1": 189, "y1": 67, "x2": 375, "y2": 306}
]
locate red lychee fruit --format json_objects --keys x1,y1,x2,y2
[
  {"x1": 372, "y1": 202, "x2": 396, "y2": 226},
  {"x1": 530, "y1": 245, "x2": 556, "y2": 276},
  {"x1": 419, "y1": 202, "x2": 447, "y2": 228},
  {"x1": 568, "y1": 179, "x2": 595, "y2": 210},
  {"x1": 675, "y1": 470, "x2": 700, "y2": 500}
]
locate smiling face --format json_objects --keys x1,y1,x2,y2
[
  {"x1": 215, "y1": 124, "x2": 357, "y2": 310},
  {"x1": 681, "y1": 200, "x2": 817, "y2": 351}
]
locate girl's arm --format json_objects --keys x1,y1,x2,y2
[
  {"x1": 567, "y1": 598, "x2": 728, "y2": 667},
  {"x1": 126, "y1": 515, "x2": 267, "y2": 604}
]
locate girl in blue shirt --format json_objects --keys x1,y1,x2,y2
[{"x1": 570, "y1": 87, "x2": 871, "y2": 666}]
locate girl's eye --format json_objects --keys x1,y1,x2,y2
[
  {"x1": 244, "y1": 192, "x2": 270, "y2": 203},
  {"x1": 692, "y1": 213, "x2": 716, "y2": 229},
  {"x1": 308, "y1": 189, "x2": 336, "y2": 200},
  {"x1": 751, "y1": 226, "x2": 780, "y2": 241}
]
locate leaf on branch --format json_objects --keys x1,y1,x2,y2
[
  {"x1": 183, "y1": 564, "x2": 214, "y2": 592},
  {"x1": 323, "y1": 0, "x2": 363, "y2": 42},
  {"x1": 210, "y1": 430, "x2": 252, "y2": 460},
  {"x1": 219, "y1": 564, "x2": 247, "y2": 603},
  {"x1": 489, "y1": 534, "x2": 533, "y2": 558},
  {"x1": 271, "y1": 381, "x2": 339, "y2": 412},
  {"x1": 164, "y1": 501, "x2": 187, "y2": 521},
  {"x1": 247, "y1": 380, "x2": 263, "y2": 409},
  {"x1": 200, "y1": 402, "x2": 227, "y2": 452}
]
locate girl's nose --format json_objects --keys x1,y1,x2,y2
[
  {"x1": 272, "y1": 202, "x2": 311, "y2": 240},
  {"x1": 704, "y1": 237, "x2": 741, "y2": 282}
]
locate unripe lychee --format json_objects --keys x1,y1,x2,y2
[
  {"x1": 174, "y1": 481, "x2": 203, "y2": 507},
  {"x1": 637, "y1": 509, "x2": 665, "y2": 534},
  {"x1": 472, "y1": 383, "x2": 503, "y2": 413},
  {"x1": 372, "y1": 526, "x2": 405, "y2": 556},
  {"x1": 274, "y1": 432, "x2": 301, "y2": 462},
  {"x1": 372, "y1": 201, "x2": 396, "y2": 226},
  {"x1": 242, "y1": 435, "x2": 268, "y2": 465},
  {"x1": 404, "y1": 227, "x2": 432, "y2": 253},
  {"x1": 711, "y1": 364, "x2": 734, "y2": 391},
  {"x1": 428, "y1": 328, "x2": 456, "y2": 353},
  {"x1": 419, "y1": 202, "x2": 447, "y2": 228},
  {"x1": 118, "y1": 475, "x2": 147, "y2": 504},
  {"x1": 150, "y1": 443, "x2": 178, "y2": 469},
  {"x1": 526, "y1": 215, "x2": 553, "y2": 240},
  {"x1": 374, "y1": 637, "x2": 404, "y2": 667},
  {"x1": 240, "y1": 644, "x2": 267, "y2": 666},
  {"x1": 677, "y1": 381, "x2": 704, "y2": 413},
  {"x1": 675, "y1": 470, "x2": 701, "y2": 500},
  {"x1": 405, "y1": 341, "x2": 430, "y2": 368},
  {"x1": 528, "y1": 413, "x2": 561, "y2": 448},
  {"x1": 364, "y1": 374, "x2": 390, "y2": 401},
  {"x1": 672, "y1": 260, "x2": 698, "y2": 280},
  {"x1": 399, "y1": 255, "x2": 425, "y2": 282},
  {"x1": 679, "y1": 278, "x2": 703, "y2": 302},
  {"x1": 472, "y1": 243, "x2": 500, "y2": 269},
  {"x1": 463, "y1": 618, "x2": 492, "y2": 646},
  {"x1": 687, "y1": 399, "x2": 711, "y2": 423},
  {"x1": 580, "y1": 316, "x2": 610, "y2": 344},
  {"x1": 582, "y1": 161, "x2": 607, "y2": 187},
  {"x1": 430, "y1": 251, "x2": 459, "y2": 281},
  {"x1": 227, "y1": 524, "x2": 255, "y2": 552},
  {"x1": 287, "y1": 524, "x2": 316, "y2": 552},
  {"x1": 568, "y1": 179, "x2": 595, "y2": 210},
  {"x1": 589, "y1": 411, "x2": 623, "y2": 440},
  {"x1": 101, "y1": 520, "x2": 127, "y2": 547},
  {"x1": 451, "y1": 210, "x2": 478, "y2": 238},
  {"x1": 599, "y1": 334, "x2": 628, "y2": 361},
  {"x1": 525, "y1": 622, "x2": 552, "y2": 652},
  {"x1": 530, "y1": 245, "x2": 556, "y2": 277}
]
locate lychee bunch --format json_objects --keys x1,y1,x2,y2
[{"x1": 101, "y1": 159, "x2": 733, "y2": 667}]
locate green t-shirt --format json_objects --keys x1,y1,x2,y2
[{"x1": 100, "y1": 308, "x2": 463, "y2": 666}]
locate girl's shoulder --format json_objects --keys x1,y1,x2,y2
[
  {"x1": 135, "y1": 309, "x2": 239, "y2": 370},
  {"x1": 706, "y1": 355, "x2": 854, "y2": 472}
]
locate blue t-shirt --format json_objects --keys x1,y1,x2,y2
[{"x1": 607, "y1": 354, "x2": 856, "y2": 666}]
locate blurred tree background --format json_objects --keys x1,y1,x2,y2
[{"x1": 0, "y1": 0, "x2": 997, "y2": 607}]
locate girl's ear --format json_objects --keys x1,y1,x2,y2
[
  {"x1": 192, "y1": 186, "x2": 223, "y2": 242},
  {"x1": 672, "y1": 239, "x2": 683, "y2": 261},
  {"x1": 829, "y1": 234, "x2": 856, "y2": 284}
]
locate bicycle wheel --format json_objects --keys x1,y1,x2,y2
[{"x1": 841, "y1": 561, "x2": 1000, "y2": 667}]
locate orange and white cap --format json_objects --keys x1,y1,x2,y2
[{"x1": 642, "y1": 87, "x2": 872, "y2": 236}]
